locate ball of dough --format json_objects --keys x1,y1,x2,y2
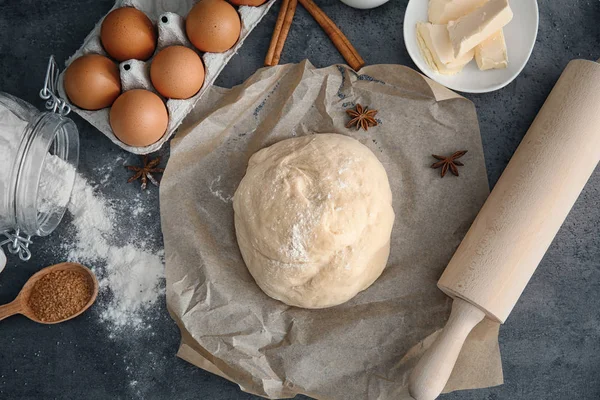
[{"x1": 233, "y1": 134, "x2": 395, "y2": 309}]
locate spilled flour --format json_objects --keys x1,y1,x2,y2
[
  {"x1": 65, "y1": 172, "x2": 165, "y2": 332},
  {"x1": 209, "y1": 175, "x2": 233, "y2": 203},
  {"x1": 38, "y1": 154, "x2": 76, "y2": 215},
  {"x1": 39, "y1": 155, "x2": 164, "y2": 334}
]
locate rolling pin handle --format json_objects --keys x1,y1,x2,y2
[{"x1": 408, "y1": 298, "x2": 486, "y2": 400}]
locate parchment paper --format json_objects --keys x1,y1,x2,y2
[{"x1": 161, "y1": 60, "x2": 503, "y2": 399}]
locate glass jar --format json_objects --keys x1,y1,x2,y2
[{"x1": 0, "y1": 91, "x2": 79, "y2": 260}]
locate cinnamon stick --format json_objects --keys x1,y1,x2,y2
[
  {"x1": 265, "y1": 0, "x2": 294, "y2": 66},
  {"x1": 297, "y1": 0, "x2": 365, "y2": 71},
  {"x1": 272, "y1": 0, "x2": 297, "y2": 65}
]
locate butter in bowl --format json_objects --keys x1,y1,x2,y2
[{"x1": 404, "y1": 0, "x2": 539, "y2": 93}]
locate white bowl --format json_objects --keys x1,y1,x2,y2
[
  {"x1": 403, "y1": 0, "x2": 539, "y2": 93},
  {"x1": 339, "y1": 0, "x2": 389, "y2": 9}
]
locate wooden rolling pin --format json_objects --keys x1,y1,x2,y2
[{"x1": 409, "y1": 58, "x2": 600, "y2": 400}]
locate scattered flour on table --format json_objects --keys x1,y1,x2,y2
[
  {"x1": 37, "y1": 154, "x2": 164, "y2": 334},
  {"x1": 95, "y1": 154, "x2": 126, "y2": 186},
  {"x1": 64, "y1": 172, "x2": 165, "y2": 333},
  {"x1": 130, "y1": 194, "x2": 148, "y2": 217}
]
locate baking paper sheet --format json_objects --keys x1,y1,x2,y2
[{"x1": 161, "y1": 60, "x2": 503, "y2": 399}]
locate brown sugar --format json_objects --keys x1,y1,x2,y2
[{"x1": 28, "y1": 270, "x2": 93, "y2": 322}]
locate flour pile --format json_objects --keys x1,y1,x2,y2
[
  {"x1": 65, "y1": 173, "x2": 165, "y2": 332},
  {"x1": 35, "y1": 153, "x2": 163, "y2": 332},
  {"x1": 38, "y1": 154, "x2": 76, "y2": 215}
]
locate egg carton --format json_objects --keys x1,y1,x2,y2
[{"x1": 57, "y1": 0, "x2": 275, "y2": 155}]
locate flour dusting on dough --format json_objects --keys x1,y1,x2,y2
[
  {"x1": 233, "y1": 134, "x2": 395, "y2": 308},
  {"x1": 287, "y1": 224, "x2": 309, "y2": 261}
]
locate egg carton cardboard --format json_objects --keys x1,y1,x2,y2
[{"x1": 57, "y1": 0, "x2": 275, "y2": 155}]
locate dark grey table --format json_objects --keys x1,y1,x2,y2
[{"x1": 1, "y1": 1, "x2": 599, "y2": 399}]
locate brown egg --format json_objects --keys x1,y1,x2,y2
[
  {"x1": 101, "y1": 7, "x2": 156, "y2": 61},
  {"x1": 228, "y1": 0, "x2": 267, "y2": 5},
  {"x1": 64, "y1": 54, "x2": 121, "y2": 110},
  {"x1": 150, "y1": 46, "x2": 205, "y2": 99},
  {"x1": 109, "y1": 89, "x2": 168, "y2": 147},
  {"x1": 186, "y1": 0, "x2": 241, "y2": 53}
]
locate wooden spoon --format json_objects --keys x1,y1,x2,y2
[{"x1": 0, "y1": 262, "x2": 98, "y2": 324}]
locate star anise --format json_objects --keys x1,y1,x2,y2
[
  {"x1": 126, "y1": 155, "x2": 165, "y2": 190},
  {"x1": 346, "y1": 104, "x2": 378, "y2": 131},
  {"x1": 431, "y1": 150, "x2": 467, "y2": 178}
]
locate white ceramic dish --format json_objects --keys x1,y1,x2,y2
[
  {"x1": 339, "y1": 0, "x2": 389, "y2": 9},
  {"x1": 403, "y1": 0, "x2": 539, "y2": 93}
]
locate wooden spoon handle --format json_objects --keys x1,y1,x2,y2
[
  {"x1": 409, "y1": 298, "x2": 486, "y2": 400},
  {"x1": 0, "y1": 300, "x2": 23, "y2": 322}
]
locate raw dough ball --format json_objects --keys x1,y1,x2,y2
[{"x1": 233, "y1": 134, "x2": 395, "y2": 309}]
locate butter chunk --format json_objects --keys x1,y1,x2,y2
[
  {"x1": 428, "y1": 0, "x2": 487, "y2": 24},
  {"x1": 476, "y1": 30, "x2": 508, "y2": 70},
  {"x1": 447, "y1": 0, "x2": 513, "y2": 58},
  {"x1": 416, "y1": 22, "x2": 474, "y2": 75}
]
